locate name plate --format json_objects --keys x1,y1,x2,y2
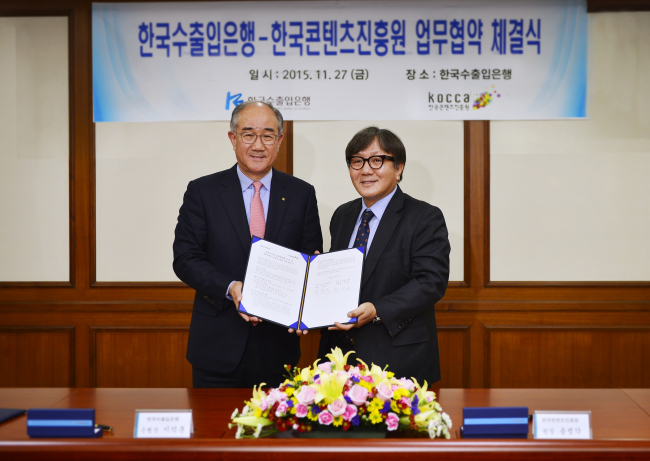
[
  {"x1": 533, "y1": 411, "x2": 592, "y2": 439},
  {"x1": 134, "y1": 410, "x2": 193, "y2": 438}
]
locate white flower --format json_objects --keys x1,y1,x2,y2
[
  {"x1": 241, "y1": 405, "x2": 251, "y2": 416},
  {"x1": 427, "y1": 419, "x2": 438, "y2": 438},
  {"x1": 235, "y1": 424, "x2": 244, "y2": 439},
  {"x1": 253, "y1": 424, "x2": 264, "y2": 438},
  {"x1": 443, "y1": 427, "x2": 451, "y2": 439},
  {"x1": 436, "y1": 424, "x2": 443, "y2": 437},
  {"x1": 434, "y1": 402, "x2": 442, "y2": 412},
  {"x1": 442, "y1": 412, "x2": 452, "y2": 430},
  {"x1": 230, "y1": 408, "x2": 239, "y2": 419}
]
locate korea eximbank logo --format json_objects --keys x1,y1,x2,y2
[{"x1": 225, "y1": 92, "x2": 244, "y2": 110}]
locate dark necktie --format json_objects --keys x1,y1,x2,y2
[
  {"x1": 353, "y1": 209, "x2": 374, "y2": 249},
  {"x1": 336, "y1": 209, "x2": 374, "y2": 350}
]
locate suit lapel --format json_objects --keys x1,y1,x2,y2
[
  {"x1": 361, "y1": 187, "x2": 404, "y2": 289},
  {"x1": 332, "y1": 200, "x2": 363, "y2": 251},
  {"x1": 264, "y1": 169, "x2": 289, "y2": 244},
  {"x1": 219, "y1": 165, "x2": 251, "y2": 252}
]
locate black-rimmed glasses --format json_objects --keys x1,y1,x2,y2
[
  {"x1": 348, "y1": 155, "x2": 395, "y2": 170},
  {"x1": 237, "y1": 132, "x2": 279, "y2": 145}
]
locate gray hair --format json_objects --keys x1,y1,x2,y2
[{"x1": 230, "y1": 100, "x2": 284, "y2": 135}]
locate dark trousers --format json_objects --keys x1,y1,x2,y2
[{"x1": 192, "y1": 325, "x2": 285, "y2": 389}]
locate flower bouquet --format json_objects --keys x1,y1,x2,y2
[{"x1": 230, "y1": 347, "x2": 452, "y2": 439}]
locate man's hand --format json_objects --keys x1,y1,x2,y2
[
  {"x1": 288, "y1": 251, "x2": 320, "y2": 336},
  {"x1": 230, "y1": 281, "x2": 262, "y2": 326},
  {"x1": 328, "y1": 302, "x2": 377, "y2": 331}
]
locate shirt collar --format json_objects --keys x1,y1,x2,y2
[
  {"x1": 360, "y1": 186, "x2": 397, "y2": 222},
  {"x1": 236, "y1": 165, "x2": 273, "y2": 192}
]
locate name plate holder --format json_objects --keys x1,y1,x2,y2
[
  {"x1": 461, "y1": 407, "x2": 529, "y2": 439},
  {"x1": 134, "y1": 409, "x2": 193, "y2": 438},
  {"x1": 533, "y1": 410, "x2": 592, "y2": 439}
]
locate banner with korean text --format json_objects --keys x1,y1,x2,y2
[{"x1": 92, "y1": 0, "x2": 587, "y2": 121}]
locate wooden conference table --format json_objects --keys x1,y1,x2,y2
[{"x1": 1, "y1": 388, "x2": 650, "y2": 460}]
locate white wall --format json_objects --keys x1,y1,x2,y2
[
  {"x1": 490, "y1": 13, "x2": 650, "y2": 281},
  {"x1": 293, "y1": 121, "x2": 464, "y2": 282},
  {"x1": 95, "y1": 122, "x2": 233, "y2": 281},
  {"x1": 0, "y1": 17, "x2": 69, "y2": 281}
]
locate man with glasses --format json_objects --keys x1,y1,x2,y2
[
  {"x1": 173, "y1": 100, "x2": 322, "y2": 388},
  {"x1": 316, "y1": 126, "x2": 450, "y2": 385}
]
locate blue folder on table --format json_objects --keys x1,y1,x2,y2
[
  {"x1": 27, "y1": 409, "x2": 102, "y2": 438},
  {"x1": 461, "y1": 407, "x2": 529, "y2": 439}
]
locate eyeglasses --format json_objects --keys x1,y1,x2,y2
[
  {"x1": 237, "y1": 132, "x2": 279, "y2": 145},
  {"x1": 348, "y1": 155, "x2": 395, "y2": 170}
]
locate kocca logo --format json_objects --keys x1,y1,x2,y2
[{"x1": 225, "y1": 92, "x2": 243, "y2": 110}]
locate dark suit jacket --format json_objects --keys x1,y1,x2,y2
[
  {"x1": 173, "y1": 165, "x2": 323, "y2": 374},
  {"x1": 318, "y1": 186, "x2": 450, "y2": 384}
]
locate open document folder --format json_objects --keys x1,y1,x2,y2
[{"x1": 239, "y1": 237, "x2": 364, "y2": 330}]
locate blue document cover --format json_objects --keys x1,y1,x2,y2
[
  {"x1": 461, "y1": 407, "x2": 529, "y2": 439},
  {"x1": 27, "y1": 409, "x2": 101, "y2": 438}
]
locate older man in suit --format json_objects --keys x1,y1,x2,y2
[
  {"x1": 173, "y1": 101, "x2": 323, "y2": 388},
  {"x1": 317, "y1": 127, "x2": 450, "y2": 384}
]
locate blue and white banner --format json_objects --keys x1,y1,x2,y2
[{"x1": 92, "y1": 0, "x2": 587, "y2": 121}]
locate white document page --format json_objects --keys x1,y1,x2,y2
[
  {"x1": 240, "y1": 239, "x2": 307, "y2": 328},
  {"x1": 300, "y1": 248, "x2": 365, "y2": 329}
]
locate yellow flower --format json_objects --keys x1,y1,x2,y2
[
  {"x1": 285, "y1": 386, "x2": 295, "y2": 397},
  {"x1": 414, "y1": 409, "x2": 440, "y2": 428},
  {"x1": 313, "y1": 373, "x2": 348, "y2": 404},
  {"x1": 386, "y1": 372, "x2": 395, "y2": 379},
  {"x1": 300, "y1": 366, "x2": 313, "y2": 383},
  {"x1": 232, "y1": 415, "x2": 273, "y2": 428},
  {"x1": 390, "y1": 400, "x2": 399, "y2": 413},
  {"x1": 356, "y1": 358, "x2": 385, "y2": 384},
  {"x1": 368, "y1": 398, "x2": 384, "y2": 413},
  {"x1": 308, "y1": 411, "x2": 318, "y2": 421},
  {"x1": 254, "y1": 409, "x2": 262, "y2": 418},
  {"x1": 325, "y1": 347, "x2": 354, "y2": 370},
  {"x1": 369, "y1": 411, "x2": 383, "y2": 424},
  {"x1": 247, "y1": 384, "x2": 267, "y2": 411},
  {"x1": 358, "y1": 380, "x2": 374, "y2": 391},
  {"x1": 333, "y1": 416, "x2": 343, "y2": 427},
  {"x1": 392, "y1": 388, "x2": 408, "y2": 400}
]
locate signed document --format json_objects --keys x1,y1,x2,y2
[{"x1": 239, "y1": 237, "x2": 364, "y2": 330}]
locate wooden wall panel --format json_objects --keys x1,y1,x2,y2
[
  {"x1": 0, "y1": 327, "x2": 75, "y2": 387},
  {"x1": 437, "y1": 326, "x2": 471, "y2": 388},
  {"x1": 91, "y1": 327, "x2": 192, "y2": 388},
  {"x1": 297, "y1": 330, "x2": 321, "y2": 370},
  {"x1": 486, "y1": 326, "x2": 650, "y2": 388}
]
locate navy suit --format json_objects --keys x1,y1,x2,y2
[
  {"x1": 174, "y1": 165, "x2": 323, "y2": 376},
  {"x1": 318, "y1": 186, "x2": 450, "y2": 384}
]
